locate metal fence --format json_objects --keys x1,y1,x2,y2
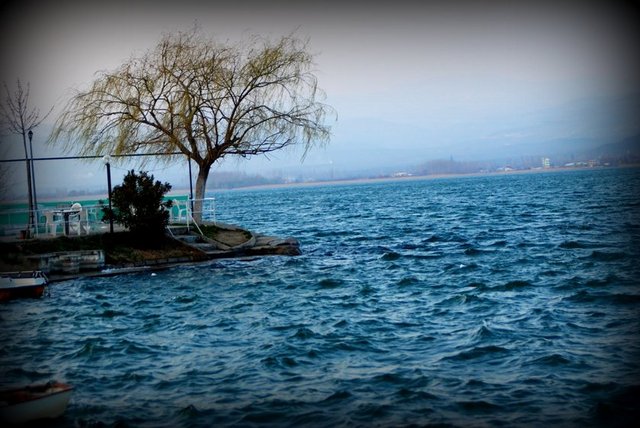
[
  {"x1": 0, "y1": 202, "x2": 108, "y2": 239},
  {"x1": 0, "y1": 195, "x2": 215, "y2": 239}
]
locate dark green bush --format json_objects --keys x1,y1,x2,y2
[{"x1": 102, "y1": 170, "x2": 172, "y2": 241}]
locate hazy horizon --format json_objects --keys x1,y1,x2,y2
[{"x1": 1, "y1": 0, "x2": 639, "y2": 196}]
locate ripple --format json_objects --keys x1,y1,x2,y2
[
  {"x1": 528, "y1": 353, "x2": 572, "y2": 366},
  {"x1": 457, "y1": 400, "x2": 503, "y2": 412},
  {"x1": 381, "y1": 251, "x2": 401, "y2": 261},
  {"x1": 69, "y1": 338, "x2": 110, "y2": 359},
  {"x1": 317, "y1": 278, "x2": 343, "y2": 288},
  {"x1": 97, "y1": 309, "x2": 127, "y2": 318},
  {"x1": 471, "y1": 325, "x2": 494, "y2": 341},
  {"x1": 586, "y1": 251, "x2": 626, "y2": 262},
  {"x1": 291, "y1": 327, "x2": 317, "y2": 340},
  {"x1": 464, "y1": 247, "x2": 488, "y2": 256},
  {"x1": 444, "y1": 345, "x2": 510, "y2": 361},
  {"x1": 585, "y1": 275, "x2": 618, "y2": 287},
  {"x1": 371, "y1": 372, "x2": 410, "y2": 385},
  {"x1": 559, "y1": 240, "x2": 589, "y2": 249},
  {"x1": 494, "y1": 280, "x2": 533, "y2": 291},
  {"x1": 322, "y1": 390, "x2": 353, "y2": 402},
  {"x1": 396, "y1": 388, "x2": 438, "y2": 401},
  {"x1": 564, "y1": 291, "x2": 640, "y2": 305},
  {"x1": 261, "y1": 355, "x2": 299, "y2": 368},
  {"x1": 176, "y1": 403, "x2": 201, "y2": 417},
  {"x1": 397, "y1": 276, "x2": 419, "y2": 286}
]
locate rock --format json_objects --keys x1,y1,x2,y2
[
  {"x1": 169, "y1": 226, "x2": 301, "y2": 258},
  {"x1": 245, "y1": 235, "x2": 302, "y2": 256}
]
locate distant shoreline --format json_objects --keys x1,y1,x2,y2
[
  {"x1": 227, "y1": 164, "x2": 638, "y2": 192},
  {"x1": 2, "y1": 164, "x2": 637, "y2": 204}
]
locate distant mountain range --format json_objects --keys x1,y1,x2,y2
[
  {"x1": 412, "y1": 133, "x2": 640, "y2": 175},
  {"x1": 583, "y1": 134, "x2": 640, "y2": 158}
]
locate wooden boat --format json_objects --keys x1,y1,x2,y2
[
  {"x1": 0, "y1": 381, "x2": 73, "y2": 424},
  {"x1": 0, "y1": 271, "x2": 48, "y2": 302}
]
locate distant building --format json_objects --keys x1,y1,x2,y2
[{"x1": 542, "y1": 157, "x2": 551, "y2": 168}]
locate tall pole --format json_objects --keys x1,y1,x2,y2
[
  {"x1": 188, "y1": 157, "x2": 194, "y2": 213},
  {"x1": 21, "y1": 130, "x2": 34, "y2": 238},
  {"x1": 28, "y1": 130, "x2": 39, "y2": 235},
  {"x1": 104, "y1": 156, "x2": 114, "y2": 233}
]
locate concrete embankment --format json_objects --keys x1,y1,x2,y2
[{"x1": 34, "y1": 224, "x2": 300, "y2": 282}]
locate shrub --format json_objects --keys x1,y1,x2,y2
[{"x1": 102, "y1": 170, "x2": 172, "y2": 240}]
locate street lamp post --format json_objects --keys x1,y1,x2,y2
[
  {"x1": 104, "y1": 155, "x2": 114, "y2": 233},
  {"x1": 21, "y1": 129, "x2": 34, "y2": 238},
  {"x1": 28, "y1": 129, "x2": 39, "y2": 235},
  {"x1": 188, "y1": 157, "x2": 194, "y2": 214}
]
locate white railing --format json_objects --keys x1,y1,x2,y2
[
  {"x1": 0, "y1": 203, "x2": 107, "y2": 238},
  {"x1": 1, "y1": 197, "x2": 216, "y2": 238},
  {"x1": 192, "y1": 197, "x2": 216, "y2": 224},
  {"x1": 168, "y1": 197, "x2": 216, "y2": 226}
]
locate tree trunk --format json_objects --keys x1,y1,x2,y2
[{"x1": 192, "y1": 164, "x2": 211, "y2": 223}]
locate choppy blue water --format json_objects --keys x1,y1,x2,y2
[{"x1": 2, "y1": 168, "x2": 640, "y2": 427}]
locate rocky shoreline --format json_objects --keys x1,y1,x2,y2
[
  {"x1": 3, "y1": 223, "x2": 301, "y2": 283},
  {"x1": 168, "y1": 222, "x2": 301, "y2": 258}
]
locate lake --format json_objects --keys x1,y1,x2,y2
[{"x1": 1, "y1": 168, "x2": 639, "y2": 427}]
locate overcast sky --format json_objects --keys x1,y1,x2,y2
[{"x1": 1, "y1": 0, "x2": 639, "y2": 195}]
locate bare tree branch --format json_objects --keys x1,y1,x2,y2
[{"x1": 0, "y1": 79, "x2": 53, "y2": 232}]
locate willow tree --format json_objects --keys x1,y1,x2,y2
[{"x1": 50, "y1": 30, "x2": 332, "y2": 221}]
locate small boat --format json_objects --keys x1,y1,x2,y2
[
  {"x1": 0, "y1": 271, "x2": 48, "y2": 302},
  {"x1": 0, "y1": 381, "x2": 73, "y2": 424}
]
